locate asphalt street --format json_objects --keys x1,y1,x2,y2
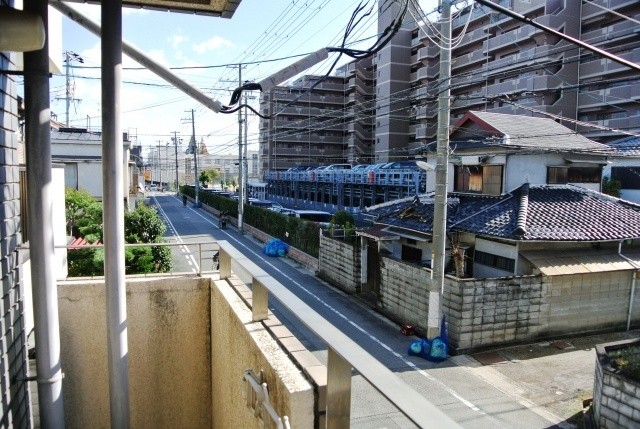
[{"x1": 149, "y1": 192, "x2": 630, "y2": 429}]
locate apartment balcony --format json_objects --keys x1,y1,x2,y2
[
  {"x1": 451, "y1": 27, "x2": 488, "y2": 52},
  {"x1": 486, "y1": 25, "x2": 538, "y2": 53},
  {"x1": 271, "y1": 93, "x2": 344, "y2": 106},
  {"x1": 417, "y1": 46, "x2": 438, "y2": 64},
  {"x1": 578, "y1": 51, "x2": 640, "y2": 80},
  {"x1": 581, "y1": 20, "x2": 640, "y2": 48},
  {"x1": 451, "y1": 48, "x2": 486, "y2": 72},
  {"x1": 582, "y1": 0, "x2": 638, "y2": 22},
  {"x1": 578, "y1": 83, "x2": 640, "y2": 109},
  {"x1": 415, "y1": 123, "x2": 437, "y2": 140},
  {"x1": 346, "y1": 122, "x2": 373, "y2": 140}
]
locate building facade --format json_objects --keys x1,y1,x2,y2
[{"x1": 258, "y1": 0, "x2": 639, "y2": 172}]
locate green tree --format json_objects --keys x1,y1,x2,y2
[
  {"x1": 65, "y1": 189, "x2": 172, "y2": 276},
  {"x1": 602, "y1": 176, "x2": 622, "y2": 197},
  {"x1": 65, "y1": 187, "x2": 102, "y2": 240}
]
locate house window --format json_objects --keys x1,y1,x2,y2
[
  {"x1": 611, "y1": 167, "x2": 640, "y2": 189},
  {"x1": 474, "y1": 250, "x2": 515, "y2": 272},
  {"x1": 454, "y1": 164, "x2": 503, "y2": 195},
  {"x1": 548, "y1": 166, "x2": 601, "y2": 184},
  {"x1": 402, "y1": 245, "x2": 422, "y2": 263}
]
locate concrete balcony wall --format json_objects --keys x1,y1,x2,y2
[{"x1": 57, "y1": 276, "x2": 314, "y2": 429}]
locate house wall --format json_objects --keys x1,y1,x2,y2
[
  {"x1": 317, "y1": 238, "x2": 640, "y2": 352},
  {"x1": 57, "y1": 276, "x2": 314, "y2": 429},
  {"x1": 318, "y1": 234, "x2": 360, "y2": 294},
  {"x1": 379, "y1": 256, "x2": 432, "y2": 331},
  {"x1": 0, "y1": 43, "x2": 31, "y2": 426}
]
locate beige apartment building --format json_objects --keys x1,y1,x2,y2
[{"x1": 259, "y1": 0, "x2": 640, "y2": 171}]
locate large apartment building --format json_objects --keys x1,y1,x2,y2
[{"x1": 259, "y1": 0, "x2": 639, "y2": 172}]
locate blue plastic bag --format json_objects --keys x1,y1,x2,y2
[
  {"x1": 262, "y1": 238, "x2": 289, "y2": 257},
  {"x1": 408, "y1": 339, "x2": 431, "y2": 359}
]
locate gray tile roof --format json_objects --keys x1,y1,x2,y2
[
  {"x1": 606, "y1": 136, "x2": 640, "y2": 157},
  {"x1": 364, "y1": 185, "x2": 640, "y2": 242},
  {"x1": 458, "y1": 111, "x2": 611, "y2": 153}
]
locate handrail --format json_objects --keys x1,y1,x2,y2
[
  {"x1": 216, "y1": 240, "x2": 461, "y2": 429},
  {"x1": 46, "y1": 241, "x2": 218, "y2": 278}
]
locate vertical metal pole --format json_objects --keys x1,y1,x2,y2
[
  {"x1": 23, "y1": 2, "x2": 65, "y2": 426},
  {"x1": 237, "y1": 65, "x2": 244, "y2": 232},
  {"x1": 192, "y1": 109, "x2": 199, "y2": 205},
  {"x1": 429, "y1": 0, "x2": 451, "y2": 338},
  {"x1": 102, "y1": 1, "x2": 131, "y2": 426},
  {"x1": 65, "y1": 51, "x2": 70, "y2": 127},
  {"x1": 243, "y1": 93, "x2": 249, "y2": 203},
  {"x1": 174, "y1": 132, "x2": 179, "y2": 195}
]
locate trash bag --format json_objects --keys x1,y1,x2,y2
[
  {"x1": 427, "y1": 337, "x2": 448, "y2": 362},
  {"x1": 408, "y1": 339, "x2": 431, "y2": 360},
  {"x1": 262, "y1": 238, "x2": 289, "y2": 257},
  {"x1": 426, "y1": 317, "x2": 448, "y2": 362}
]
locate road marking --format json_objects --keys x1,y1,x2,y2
[
  {"x1": 152, "y1": 196, "x2": 199, "y2": 273},
  {"x1": 185, "y1": 205, "x2": 493, "y2": 420}
]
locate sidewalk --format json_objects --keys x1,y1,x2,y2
[{"x1": 453, "y1": 330, "x2": 640, "y2": 428}]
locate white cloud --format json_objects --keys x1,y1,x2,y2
[
  {"x1": 169, "y1": 33, "x2": 188, "y2": 49},
  {"x1": 192, "y1": 36, "x2": 234, "y2": 55}
]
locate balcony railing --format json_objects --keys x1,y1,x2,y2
[{"x1": 216, "y1": 240, "x2": 461, "y2": 429}]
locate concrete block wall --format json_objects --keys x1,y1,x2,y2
[
  {"x1": 593, "y1": 339, "x2": 640, "y2": 429},
  {"x1": 0, "y1": 42, "x2": 31, "y2": 426},
  {"x1": 379, "y1": 256, "x2": 431, "y2": 331},
  {"x1": 546, "y1": 271, "x2": 638, "y2": 335},
  {"x1": 443, "y1": 276, "x2": 548, "y2": 351},
  {"x1": 318, "y1": 234, "x2": 360, "y2": 294}
]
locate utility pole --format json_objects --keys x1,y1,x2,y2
[
  {"x1": 428, "y1": 0, "x2": 452, "y2": 339},
  {"x1": 157, "y1": 140, "x2": 162, "y2": 189},
  {"x1": 223, "y1": 64, "x2": 246, "y2": 231},
  {"x1": 243, "y1": 93, "x2": 250, "y2": 204},
  {"x1": 58, "y1": 51, "x2": 83, "y2": 127},
  {"x1": 173, "y1": 131, "x2": 180, "y2": 195},
  {"x1": 189, "y1": 109, "x2": 199, "y2": 206}
]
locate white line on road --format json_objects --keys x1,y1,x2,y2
[{"x1": 153, "y1": 196, "x2": 199, "y2": 273}]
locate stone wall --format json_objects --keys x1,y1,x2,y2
[
  {"x1": 0, "y1": 43, "x2": 31, "y2": 426},
  {"x1": 318, "y1": 234, "x2": 360, "y2": 293},
  {"x1": 379, "y1": 257, "x2": 432, "y2": 332},
  {"x1": 593, "y1": 339, "x2": 640, "y2": 428}
]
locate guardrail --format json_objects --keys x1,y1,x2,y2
[{"x1": 216, "y1": 240, "x2": 461, "y2": 429}]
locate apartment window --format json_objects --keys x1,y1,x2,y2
[
  {"x1": 547, "y1": 166, "x2": 600, "y2": 184},
  {"x1": 454, "y1": 164, "x2": 503, "y2": 195},
  {"x1": 475, "y1": 250, "x2": 515, "y2": 272}
]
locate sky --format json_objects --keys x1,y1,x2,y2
[{"x1": 28, "y1": 0, "x2": 439, "y2": 160}]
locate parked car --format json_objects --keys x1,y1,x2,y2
[
  {"x1": 285, "y1": 210, "x2": 333, "y2": 228},
  {"x1": 324, "y1": 164, "x2": 352, "y2": 171},
  {"x1": 379, "y1": 160, "x2": 420, "y2": 170}
]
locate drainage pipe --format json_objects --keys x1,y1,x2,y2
[
  {"x1": 23, "y1": 0, "x2": 65, "y2": 426},
  {"x1": 618, "y1": 240, "x2": 639, "y2": 331}
]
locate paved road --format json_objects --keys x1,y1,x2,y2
[{"x1": 151, "y1": 194, "x2": 589, "y2": 429}]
